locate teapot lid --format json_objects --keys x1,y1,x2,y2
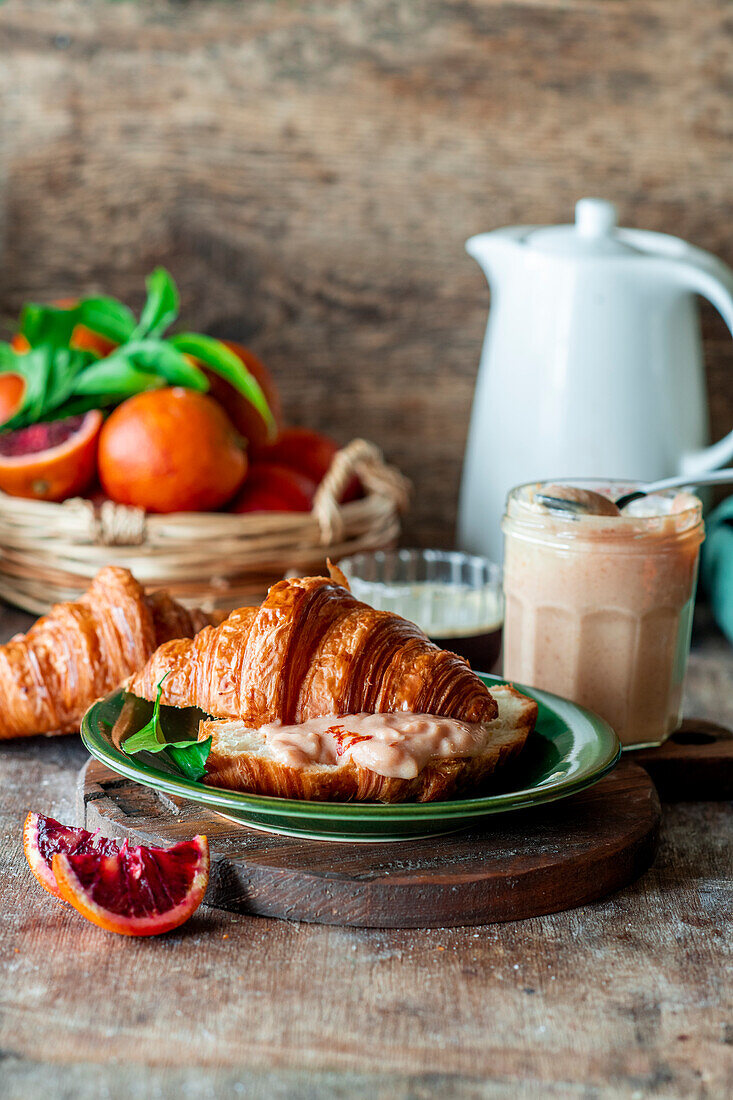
[{"x1": 524, "y1": 199, "x2": 640, "y2": 257}]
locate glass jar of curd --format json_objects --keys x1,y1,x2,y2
[{"x1": 502, "y1": 480, "x2": 704, "y2": 747}]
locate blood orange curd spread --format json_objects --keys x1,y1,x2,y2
[
  {"x1": 502, "y1": 480, "x2": 704, "y2": 747},
  {"x1": 259, "y1": 713, "x2": 492, "y2": 779}
]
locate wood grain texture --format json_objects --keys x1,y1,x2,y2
[
  {"x1": 1, "y1": 605, "x2": 732, "y2": 1097},
  {"x1": 0, "y1": 0, "x2": 732, "y2": 1089},
  {"x1": 79, "y1": 757, "x2": 660, "y2": 927},
  {"x1": 1, "y1": 0, "x2": 732, "y2": 545}
]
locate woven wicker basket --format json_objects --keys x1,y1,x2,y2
[{"x1": 0, "y1": 439, "x2": 409, "y2": 614}]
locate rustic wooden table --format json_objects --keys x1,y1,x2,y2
[{"x1": 1, "y1": 604, "x2": 731, "y2": 1099}]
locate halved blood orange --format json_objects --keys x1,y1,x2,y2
[
  {"x1": 52, "y1": 835, "x2": 210, "y2": 936},
  {"x1": 23, "y1": 811, "x2": 124, "y2": 900},
  {"x1": 0, "y1": 409, "x2": 102, "y2": 501}
]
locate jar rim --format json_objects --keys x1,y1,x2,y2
[{"x1": 503, "y1": 479, "x2": 704, "y2": 544}]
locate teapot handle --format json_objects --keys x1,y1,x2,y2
[{"x1": 663, "y1": 257, "x2": 733, "y2": 478}]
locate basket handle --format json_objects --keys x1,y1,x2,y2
[{"x1": 312, "y1": 438, "x2": 411, "y2": 544}]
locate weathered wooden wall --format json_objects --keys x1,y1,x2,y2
[{"x1": 1, "y1": 0, "x2": 732, "y2": 544}]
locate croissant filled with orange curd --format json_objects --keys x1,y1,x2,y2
[
  {"x1": 128, "y1": 574, "x2": 537, "y2": 803},
  {"x1": 0, "y1": 566, "x2": 216, "y2": 740}
]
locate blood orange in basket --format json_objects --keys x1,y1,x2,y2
[
  {"x1": 0, "y1": 373, "x2": 26, "y2": 426},
  {"x1": 251, "y1": 426, "x2": 338, "y2": 484},
  {"x1": 203, "y1": 341, "x2": 283, "y2": 450},
  {"x1": 0, "y1": 410, "x2": 102, "y2": 501},
  {"x1": 98, "y1": 388, "x2": 247, "y2": 513},
  {"x1": 230, "y1": 462, "x2": 317, "y2": 513},
  {"x1": 23, "y1": 811, "x2": 124, "y2": 899},
  {"x1": 52, "y1": 834, "x2": 209, "y2": 936},
  {"x1": 251, "y1": 427, "x2": 362, "y2": 502}
]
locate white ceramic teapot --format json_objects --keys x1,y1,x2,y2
[{"x1": 457, "y1": 198, "x2": 733, "y2": 562}]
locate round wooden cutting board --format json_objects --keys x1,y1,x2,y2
[
  {"x1": 633, "y1": 718, "x2": 733, "y2": 801},
  {"x1": 77, "y1": 758, "x2": 660, "y2": 928}
]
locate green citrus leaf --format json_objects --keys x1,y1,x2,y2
[
  {"x1": 132, "y1": 267, "x2": 180, "y2": 340},
  {"x1": 118, "y1": 339, "x2": 209, "y2": 390},
  {"x1": 71, "y1": 356, "x2": 165, "y2": 397},
  {"x1": 42, "y1": 348, "x2": 93, "y2": 417},
  {"x1": 0, "y1": 343, "x2": 18, "y2": 373},
  {"x1": 121, "y1": 675, "x2": 168, "y2": 754},
  {"x1": 169, "y1": 333, "x2": 276, "y2": 438},
  {"x1": 76, "y1": 296, "x2": 136, "y2": 344},
  {"x1": 1, "y1": 346, "x2": 99, "y2": 429},
  {"x1": 44, "y1": 393, "x2": 125, "y2": 420},
  {"x1": 1, "y1": 347, "x2": 54, "y2": 429},
  {"x1": 20, "y1": 303, "x2": 79, "y2": 349}
]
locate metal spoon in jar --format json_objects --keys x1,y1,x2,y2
[{"x1": 535, "y1": 469, "x2": 733, "y2": 517}]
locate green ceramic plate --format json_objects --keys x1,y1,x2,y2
[{"x1": 81, "y1": 675, "x2": 620, "y2": 841}]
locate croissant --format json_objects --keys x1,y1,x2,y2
[
  {"x1": 127, "y1": 575, "x2": 538, "y2": 804},
  {"x1": 128, "y1": 574, "x2": 498, "y2": 724},
  {"x1": 0, "y1": 566, "x2": 215, "y2": 740}
]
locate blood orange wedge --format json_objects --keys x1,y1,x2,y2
[
  {"x1": 23, "y1": 811, "x2": 124, "y2": 900},
  {"x1": 0, "y1": 410, "x2": 102, "y2": 501},
  {"x1": 52, "y1": 835, "x2": 210, "y2": 936}
]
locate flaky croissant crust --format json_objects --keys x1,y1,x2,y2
[
  {"x1": 0, "y1": 566, "x2": 214, "y2": 739},
  {"x1": 128, "y1": 574, "x2": 498, "y2": 727}
]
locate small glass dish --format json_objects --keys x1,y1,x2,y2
[{"x1": 337, "y1": 549, "x2": 504, "y2": 672}]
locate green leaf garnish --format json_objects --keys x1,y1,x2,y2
[
  {"x1": 4, "y1": 347, "x2": 56, "y2": 428},
  {"x1": 41, "y1": 393, "x2": 132, "y2": 420},
  {"x1": 1, "y1": 268, "x2": 273, "y2": 434},
  {"x1": 166, "y1": 738, "x2": 213, "y2": 782},
  {"x1": 121, "y1": 675, "x2": 211, "y2": 782}
]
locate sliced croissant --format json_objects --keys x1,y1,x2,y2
[{"x1": 200, "y1": 684, "x2": 535, "y2": 804}]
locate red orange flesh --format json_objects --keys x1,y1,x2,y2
[
  {"x1": 0, "y1": 410, "x2": 102, "y2": 501},
  {"x1": 52, "y1": 835, "x2": 209, "y2": 936},
  {"x1": 23, "y1": 811, "x2": 124, "y2": 900}
]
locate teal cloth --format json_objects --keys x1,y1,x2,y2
[{"x1": 701, "y1": 495, "x2": 733, "y2": 645}]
